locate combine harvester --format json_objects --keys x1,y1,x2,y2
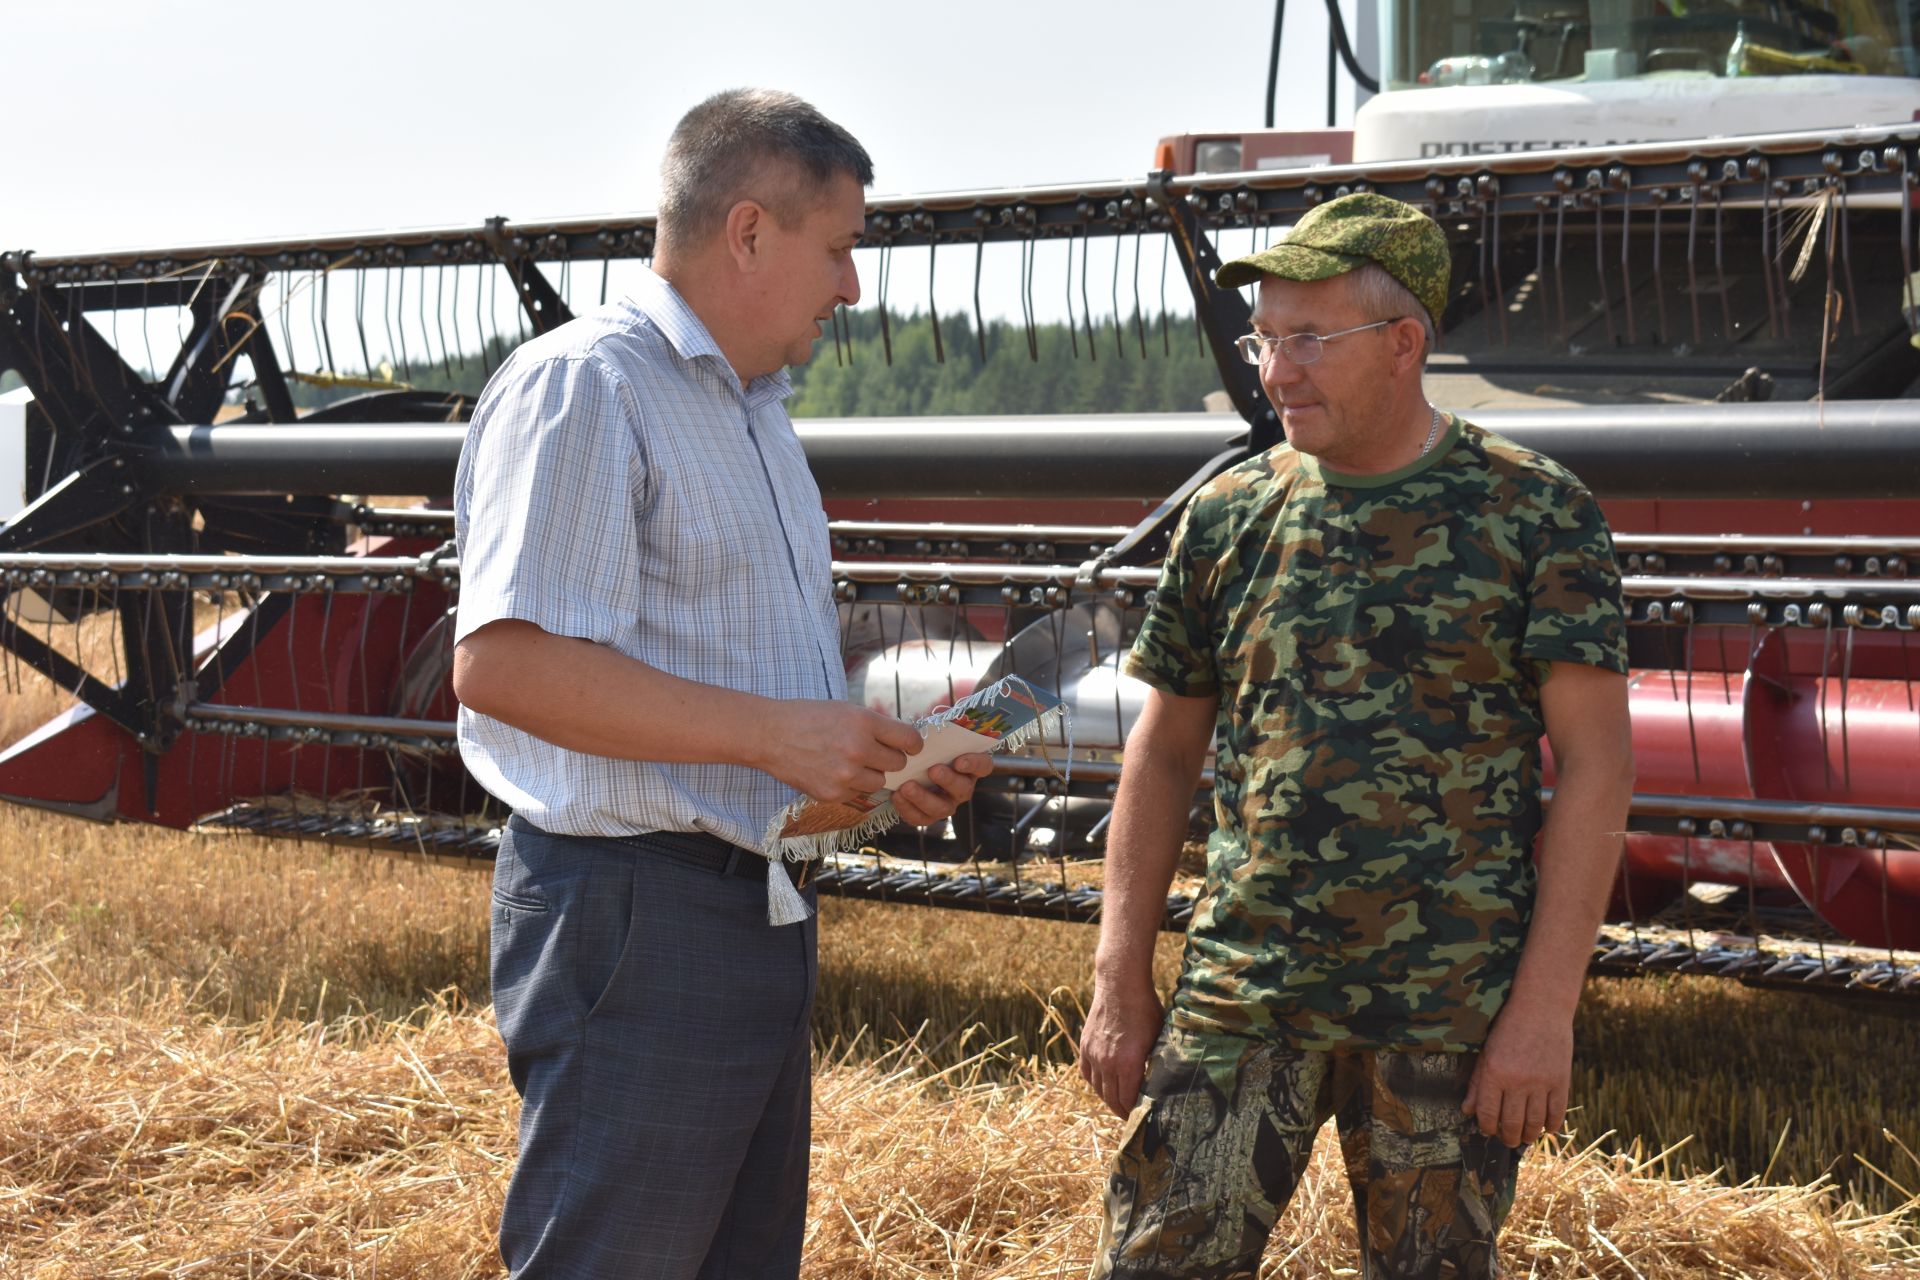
[{"x1": 3, "y1": 0, "x2": 1919, "y2": 1002}]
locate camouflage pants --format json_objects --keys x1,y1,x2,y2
[{"x1": 1093, "y1": 1026, "x2": 1519, "y2": 1280}]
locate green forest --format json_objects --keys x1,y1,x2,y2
[
  {"x1": 784, "y1": 308, "x2": 1227, "y2": 417},
  {"x1": 274, "y1": 308, "x2": 1228, "y2": 418}
]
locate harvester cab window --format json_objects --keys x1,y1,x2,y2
[{"x1": 1389, "y1": 0, "x2": 1918, "y2": 89}]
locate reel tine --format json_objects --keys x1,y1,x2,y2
[
  {"x1": 1133, "y1": 225, "x2": 1148, "y2": 359},
  {"x1": 1879, "y1": 838, "x2": 1895, "y2": 968},
  {"x1": 320, "y1": 267, "x2": 338, "y2": 377},
  {"x1": 486, "y1": 261, "x2": 503, "y2": 374},
  {"x1": 1158, "y1": 231, "x2": 1171, "y2": 357},
  {"x1": 395, "y1": 267, "x2": 413, "y2": 383},
  {"x1": 1818, "y1": 606, "x2": 1836, "y2": 791},
  {"x1": 287, "y1": 579, "x2": 307, "y2": 842},
  {"x1": 382, "y1": 268, "x2": 403, "y2": 384},
  {"x1": 1532, "y1": 203, "x2": 1548, "y2": 348},
  {"x1": 354, "y1": 269, "x2": 373, "y2": 379},
  {"x1": 890, "y1": 599, "x2": 909, "y2": 720},
  {"x1": 247, "y1": 596, "x2": 268, "y2": 809},
  {"x1": 973, "y1": 233, "x2": 988, "y2": 365},
  {"x1": 1064, "y1": 232, "x2": 1079, "y2": 359},
  {"x1": 306, "y1": 267, "x2": 324, "y2": 376},
  {"x1": 928, "y1": 241, "x2": 944, "y2": 365},
  {"x1": 1553, "y1": 195, "x2": 1568, "y2": 348},
  {"x1": 436, "y1": 264, "x2": 453, "y2": 379},
  {"x1": 1619, "y1": 181, "x2": 1636, "y2": 347},
  {"x1": 1712, "y1": 185, "x2": 1734, "y2": 339},
  {"x1": 1837, "y1": 178, "x2": 1861, "y2": 337},
  {"x1": 1490, "y1": 183, "x2": 1509, "y2": 348},
  {"x1": 108, "y1": 278, "x2": 126, "y2": 399},
  {"x1": 353, "y1": 590, "x2": 374, "y2": 808},
  {"x1": 1478, "y1": 197, "x2": 1494, "y2": 346},
  {"x1": 1686, "y1": 183, "x2": 1704, "y2": 348},
  {"x1": 1592, "y1": 197, "x2": 1617, "y2": 348},
  {"x1": 1681, "y1": 824, "x2": 1697, "y2": 955},
  {"x1": 141, "y1": 277, "x2": 158, "y2": 385},
  {"x1": 1902, "y1": 150, "x2": 1916, "y2": 338},
  {"x1": 1717, "y1": 623, "x2": 1733, "y2": 705},
  {"x1": 1759, "y1": 179, "x2": 1782, "y2": 340},
  {"x1": 1684, "y1": 607, "x2": 1701, "y2": 784},
  {"x1": 878, "y1": 243, "x2": 894, "y2": 366},
  {"x1": 1840, "y1": 625, "x2": 1855, "y2": 792},
  {"x1": 1080, "y1": 225, "x2": 1096, "y2": 363},
  {"x1": 417, "y1": 264, "x2": 435, "y2": 382},
  {"x1": 1109, "y1": 228, "x2": 1124, "y2": 360},
  {"x1": 280, "y1": 271, "x2": 301, "y2": 380},
  {"x1": 1772, "y1": 179, "x2": 1793, "y2": 342},
  {"x1": 1651, "y1": 194, "x2": 1669, "y2": 347},
  {"x1": 452, "y1": 264, "x2": 468, "y2": 381},
  {"x1": 1022, "y1": 238, "x2": 1039, "y2": 362}
]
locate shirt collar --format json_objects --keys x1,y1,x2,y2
[{"x1": 626, "y1": 269, "x2": 793, "y2": 407}]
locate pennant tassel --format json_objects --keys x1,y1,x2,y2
[{"x1": 765, "y1": 861, "x2": 813, "y2": 927}]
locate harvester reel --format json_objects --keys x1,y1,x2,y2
[{"x1": 5, "y1": 123, "x2": 1920, "y2": 1000}]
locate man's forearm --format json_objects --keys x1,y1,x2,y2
[
  {"x1": 1095, "y1": 749, "x2": 1205, "y2": 989},
  {"x1": 454, "y1": 621, "x2": 774, "y2": 767},
  {"x1": 1505, "y1": 753, "x2": 1634, "y2": 1018}
]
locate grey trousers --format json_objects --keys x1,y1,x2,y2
[{"x1": 491, "y1": 817, "x2": 817, "y2": 1279}]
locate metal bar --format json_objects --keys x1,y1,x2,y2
[
  {"x1": 1625, "y1": 575, "x2": 1920, "y2": 602},
  {"x1": 1615, "y1": 534, "x2": 1920, "y2": 556},
  {"x1": 101, "y1": 400, "x2": 1920, "y2": 501},
  {"x1": 183, "y1": 702, "x2": 456, "y2": 739},
  {"x1": 828, "y1": 520, "x2": 1133, "y2": 541},
  {"x1": 19, "y1": 123, "x2": 1920, "y2": 277},
  {"x1": 0, "y1": 551, "x2": 443, "y2": 575}
]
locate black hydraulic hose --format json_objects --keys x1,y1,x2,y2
[
  {"x1": 1266, "y1": 0, "x2": 1285, "y2": 128},
  {"x1": 1322, "y1": 0, "x2": 1380, "y2": 96}
]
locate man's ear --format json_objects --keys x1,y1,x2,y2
[
  {"x1": 1391, "y1": 316, "x2": 1426, "y2": 374},
  {"x1": 724, "y1": 199, "x2": 764, "y2": 273}
]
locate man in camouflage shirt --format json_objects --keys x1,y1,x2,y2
[{"x1": 1079, "y1": 193, "x2": 1633, "y2": 1279}]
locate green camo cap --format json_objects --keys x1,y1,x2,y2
[{"x1": 1215, "y1": 192, "x2": 1450, "y2": 326}]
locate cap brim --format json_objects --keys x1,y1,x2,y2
[{"x1": 1215, "y1": 244, "x2": 1367, "y2": 291}]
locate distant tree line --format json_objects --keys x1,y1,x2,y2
[
  {"x1": 785, "y1": 308, "x2": 1226, "y2": 417},
  {"x1": 270, "y1": 309, "x2": 1228, "y2": 418}
]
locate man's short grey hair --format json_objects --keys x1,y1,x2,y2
[
  {"x1": 1345, "y1": 263, "x2": 1438, "y2": 364},
  {"x1": 658, "y1": 89, "x2": 873, "y2": 252}
]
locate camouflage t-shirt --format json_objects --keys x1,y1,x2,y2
[{"x1": 1126, "y1": 415, "x2": 1628, "y2": 1051}]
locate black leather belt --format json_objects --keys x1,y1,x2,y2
[{"x1": 506, "y1": 816, "x2": 812, "y2": 888}]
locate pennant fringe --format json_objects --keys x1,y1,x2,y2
[{"x1": 756, "y1": 675, "x2": 1073, "y2": 924}]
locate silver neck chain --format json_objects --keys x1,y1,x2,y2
[{"x1": 1419, "y1": 405, "x2": 1444, "y2": 457}]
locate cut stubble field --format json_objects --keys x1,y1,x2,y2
[{"x1": 2, "y1": 804, "x2": 1918, "y2": 1278}]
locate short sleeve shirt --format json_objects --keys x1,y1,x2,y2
[
  {"x1": 1126, "y1": 416, "x2": 1628, "y2": 1051},
  {"x1": 452, "y1": 269, "x2": 846, "y2": 848}
]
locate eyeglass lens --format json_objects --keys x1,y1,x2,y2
[{"x1": 1238, "y1": 333, "x2": 1324, "y2": 365}]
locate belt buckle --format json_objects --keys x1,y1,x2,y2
[{"x1": 788, "y1": 857, "x2": 815, "y2": 891}]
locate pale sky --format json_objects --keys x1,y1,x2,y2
[
  {"x1": 6, "y1": 1, "x2": 1358, "y2": 254},
  {"x1": 3, "y1": 1, "x2": 1362, "y2": 352}
]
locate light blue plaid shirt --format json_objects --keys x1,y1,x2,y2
[{"x1": 453, "y1": 268, "x2": 846, "y2": 849}]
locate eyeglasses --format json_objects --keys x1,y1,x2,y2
[{"x1": 1234, "y1": 317, "x2": 1401, "y2": 366}]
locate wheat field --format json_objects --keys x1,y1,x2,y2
[
  {"x1": 4, "y1": 607, "x2": 1920, "y2": 1275},
  {"x1": 1, "y1": 802, "x2": 1917, "y2": 1278}
]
